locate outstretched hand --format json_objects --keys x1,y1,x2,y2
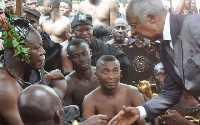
[
  {"x1": 80, "y1": 114, "x2": 108, "y2": 125},
  {"x1": 108, "y1": 105, "x2": 140, "y2": 125}
]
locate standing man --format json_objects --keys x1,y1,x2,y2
[
  {"x1": 82, "y1": 55, "x2": 146, "y2": 125},
  {"x1": 41, "y1": 0, "x2": 71, "y2": 44},
  {"x1": 59, "y1": 0, "x2": 72, "y2": 18},
  {"x1": 109, "y1": 0, "x2": 200, "y2": 124},
  {"x1": 78, "y1": 0, "x2": 118, "y2": 26}
]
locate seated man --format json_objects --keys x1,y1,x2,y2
[
  {"x1": 0, "y1": 12, "x2": 67, "y2": 125},
  {"x1": 23, "y1": 6, "x2": 63, "y2": 72},
  {"x1": 18, "y1": 85, "x2": 65, "y2": 125},
  {"x1": 0, "y1": 12, "x2": 46, "y2": 125},
  {"x1": 64, "y1": 39, "x2": 100, "y2": 113},
  {"x1": 82, "y1": 55, "x2": 146, "y2": 124},
  {"x1": 71, "y1": 13, "x2": 130, "y2": 81},
  {"x1": 64, "y1": 39, "x2": 108, "y2": 124}
]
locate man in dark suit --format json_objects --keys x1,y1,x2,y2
[{"x1": 108, "y1": 0, "x2": 200, "y2": 124}]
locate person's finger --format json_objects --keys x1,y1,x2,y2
[
  {"x1": 167, "y1": 109, "x2": 177, "y2": 114},
  {"x1": 100, "y1": 119, "x2": 107, "y2": 125},
  {"x1": 108, "y1": 115, "x2": 119, "y2": 125}
]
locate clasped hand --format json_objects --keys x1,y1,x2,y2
[{"x1": 108, "y1": 105, "x2": 140, "y2": 125}]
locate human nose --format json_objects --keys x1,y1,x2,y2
[
  {"x1": 119, "y1": 27, "x2": 123, "y2": 32},
  {"x1": 40, "y1": 46, "x2": 46, "y2": 55},
  {"x1": 107, "y1": 72, "x2": 115, "y2": 79},
  {"x1": 78, "y1": 55, "x2": 85, "y2": 61}
]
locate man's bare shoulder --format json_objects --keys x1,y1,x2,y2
[
  {"x1": 84, "y1": 86, "x2": 101, "y2": 101},
  {"x1": 120, "y1": 83, "x2": 139, "y2": 93},
  {"x1": 65, "y1": 71, "x2": 76, "y2": 82},
  {"x1": 0, "y1": 69, "x2": 21, "y2": 101}
]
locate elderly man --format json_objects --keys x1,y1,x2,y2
[
  {"x1": 18, "y1": 85, "x2": 65, "y2": 125},
  {"x1": 0, "y1": 12, "x2": 46, "y2": 125},
  {"x1": 108, "y1": 0, "x2": 200, "y2": 124}
]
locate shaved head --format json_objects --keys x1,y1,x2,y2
[
  {"x1": 18, "y1": 85, "x2": 64, "y2": 125},
  {"x1": 112, "y1": 18, "x2": 128, "y2": 28}
]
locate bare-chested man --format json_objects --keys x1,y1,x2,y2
[
  {"x1": 41, "y1": 0, "x2": 71, "y2": 44},
  {"x1": 82, "y1": 55, "x2": 146, "y2": 124},
  {"x1": 64, "y1": 39, "x2": 100, "y2": 112},
  {"x1": 0, "y1": 13, "x2": 46, "y2": 125},
  {"x1": 64, "y1": 39, "x2": 108, "y2": 125},
  {"x1": 78, "y1": 0, "x2": 118, "y2": 26},
  {"x1": 18, "y1": 85, "x2": 65, "y2": 125},
  {"x1": 0, "y1": 12, "x2": 68, "y2": 125}
]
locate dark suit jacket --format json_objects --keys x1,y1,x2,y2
[{"x1": 143, "y1": 14, "x2": 200, "y2": 121}]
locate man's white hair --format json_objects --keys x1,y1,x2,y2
[{"x1": 127, "y1": 0, "x2": 167, "y2": 21}]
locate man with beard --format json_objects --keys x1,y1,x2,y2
[
  {"x1": 82, "y1": 55, "x2": 146, "y2": 125},
  {"x1": 64, "y1": 39, "x2": 108, "y2": 125},
  {"x1": 0, "y1": 13, "x2": 46, "y2": 125}
]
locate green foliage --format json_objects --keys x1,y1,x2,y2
[{"x1": 1, "y1": 17, "x2": 30, "y2": 63}]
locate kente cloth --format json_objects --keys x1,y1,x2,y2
[
  {"x1": 117, "y1": 41, "x2": 160, "y2": 85},
  {"x1": 90, "y1": 37, "x2": 130, "y2": 82},
  {"x1": 39, "y1": 31, "x2": 62, "y2": 72}
]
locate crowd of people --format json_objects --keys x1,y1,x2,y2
[{"x1": 0, "y1": 0, "x2": 200, "y2": 125}]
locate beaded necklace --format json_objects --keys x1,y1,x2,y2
[{"x1": 0, "y1": 55, "x2": 43, "y2": 89}]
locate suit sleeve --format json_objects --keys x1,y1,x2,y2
[
  {"x1": 142, "y1": 69, "x2": 183, "y2": 121},
  {"x1": 189, "y1": 15, "x2": 200, "y2": 47}
]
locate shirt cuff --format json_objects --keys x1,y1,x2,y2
[{"x1": 136, "y1": 106, "x2": 147, "y2": 120}]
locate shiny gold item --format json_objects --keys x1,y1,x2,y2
[
  {"x1": 138, "y1": 80, "x2": 153, "y2": 100},
  {"x1": 185, "y1": 116, "x2": 199, "y2": 124},
  {"x1": 72, "y1": 120, "x2": 79, "y2": 125}
]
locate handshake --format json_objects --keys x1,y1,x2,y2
[{"x1": 108, "y1": 105, "x2": 141, "y2": 125}]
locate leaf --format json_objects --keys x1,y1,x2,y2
[{"x1": 12, "y1": 39, "x2": 20, "y2": 48}]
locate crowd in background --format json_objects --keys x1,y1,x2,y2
[{"x1": 0, "y1": 0, "x2": 200, "y2": 125}]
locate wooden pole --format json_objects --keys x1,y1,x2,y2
[{"x1": 16, "y1": 0, "x2": 23, "y2": 17}]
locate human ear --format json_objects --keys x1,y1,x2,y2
[
  {"x1": 54, "y1": 110, "x2": 61, "y2": 123},
  {"x1": 147, "y1": 13, "x2": 156, "y2": 24},
  {"x1": 95, "y1": 71, "x2": 98, "y2": 77}
]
